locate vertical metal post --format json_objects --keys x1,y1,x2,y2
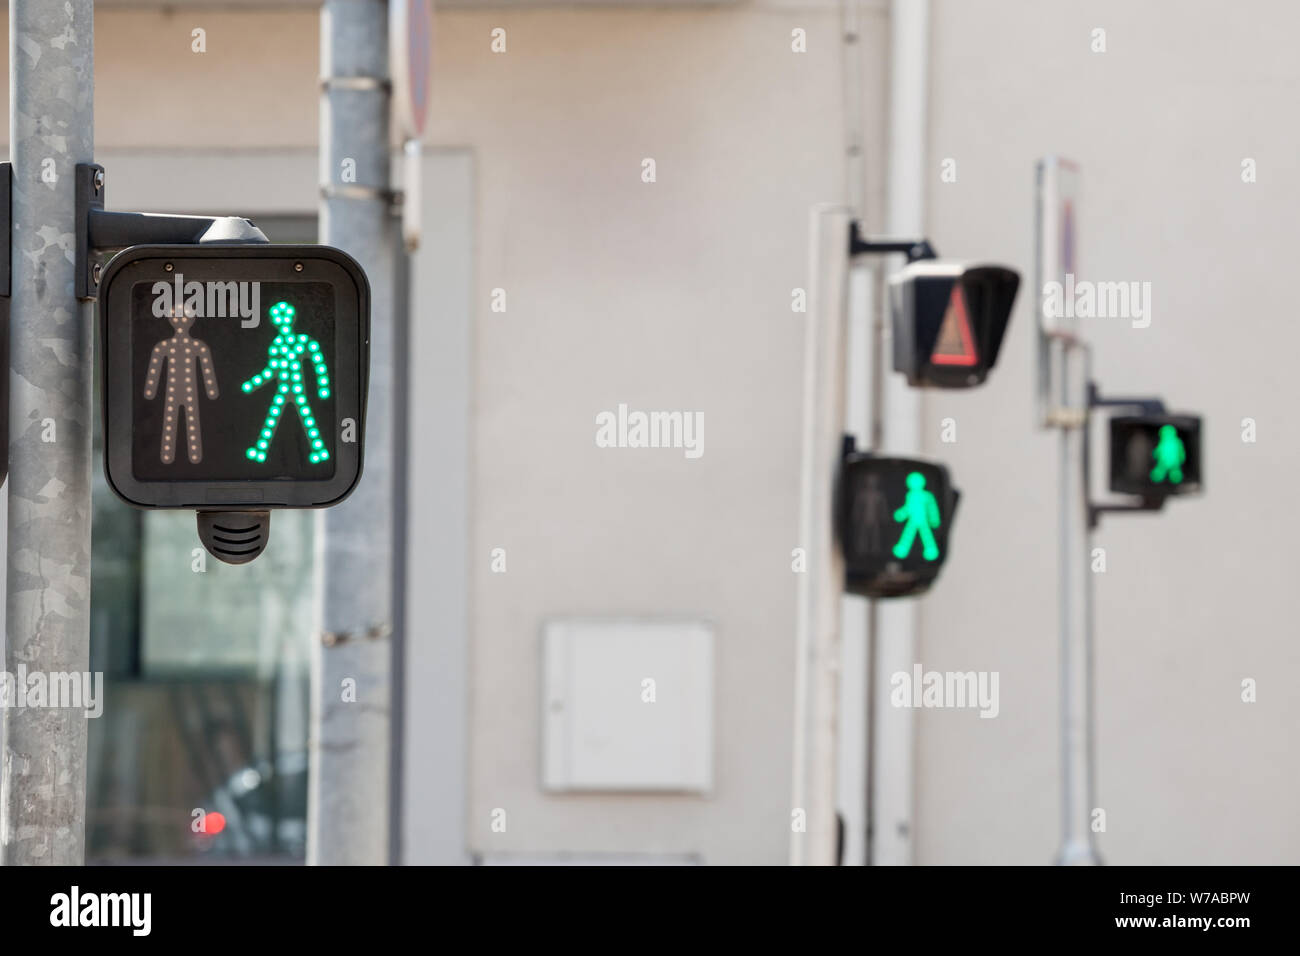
[
  {"x1": 863, "y1": 269, "x2": 885, "y2": 868},
  {"x1": 866, "y1": 0, "x2": 929, "y2": 868},
  {"x1": 309, "y1": 0, "x2": 395, "y2": 866},
  {"x1": 2, "y1": 0, "x2": 96, "y2": 866},
  {"x1": 1057, "y1": 345, "x2": 1101, "y2": 865},
  {"x1": 388, "y1": 229, "x2": 410, "y2": 865},
  {"x1": 836, "y1": 0, "x2": 870, "y2": 868},
  {"x1": 790, "y1": 206, "x2": 852, "y2": 866}
]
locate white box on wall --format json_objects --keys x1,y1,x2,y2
[{"x1": 542, "y1": 618, "x2": 714, "y2": 793}]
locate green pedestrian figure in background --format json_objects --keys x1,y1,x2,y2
[
  {"x1": 1149, "y1": 425, "x2": 1185, "y2": 484},
  {"x1": 892, "y1": 471, "x2": 941, "y2": 562}
]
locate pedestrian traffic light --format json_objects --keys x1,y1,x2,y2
[
  {"x1": 889, "y1": 262, "x2": 1020, "y2": 388},
  {"x1": 1109, "y1": 414, "x2": 1202, "y2": 498},
  {"x1": 834, "y1": 439, "x2": 961, "y2": 598},
  {"x1": 98, "y1": 245, "x2": 369, "y2": 556}
]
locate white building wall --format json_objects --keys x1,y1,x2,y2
[
  {"x1": 919, "y1": 0, "x2": 1300, "y2": 864},
  {"x1": 422, "y1": 4, "x2": 883, "y2": 864}
]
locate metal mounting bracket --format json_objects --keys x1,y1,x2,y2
[
  {"x1": 75, "y1": 163, "x2": 270, "y2": 301},
  {"x1": 848, "y1": 220, "x2": 938, "y2": 263}
]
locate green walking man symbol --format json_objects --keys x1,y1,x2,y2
[
  {"x1": 892, "y1": 471, "x2": 941, "y2": 562},
  {"x1": 240, "y1": 300, "x2": 332, "y2": 464},
  {"x1": 1148, "y1": 425, "x2": 1185, "y2": 485}
]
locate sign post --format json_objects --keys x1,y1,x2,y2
[
  {"x1": 390, "y1": 0, "x2": 434, "y2": 252},
  {"x1": 312, "y1": 0, "x2": 398, "y2": 867},
  {"x1": 1036, "y1": 156, "x2": 1103, "y2": 866},
  {"x1": 2, "y1": 0, "x2": 96, "y2": 867}
]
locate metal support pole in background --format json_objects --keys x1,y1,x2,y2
[
  {"x1": 308, "y1": 0, "x2": 396, "y2": 866},
  {"x1": 1057, "y1": 344, "x2": 1101, "y2": 865},
  {"x1": 2, "y1": 0, "x2": 96, "y2": 866},
  {"x1": 835, "y1": 0, "x2": 870, "y2": 868},
  {"x1": 790, "y1": 206, "x2": 852, "y2": 867},
  {"x1": 1037, "y1": 157, "x2": 1100, "y2": 865}
]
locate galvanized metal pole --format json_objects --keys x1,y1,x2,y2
[
  {"x1": 308, "y1": 0, "x2": 395, "y2": 866},
  {"x1": 2, "y1": 0, "x2": 96, "y2": 866}
]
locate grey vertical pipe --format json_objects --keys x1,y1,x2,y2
[
  {"x1": 868, "y1": 0, "x2": 928, "y2": 867},
  {"x1": 1057, "y1": 350, "x2": 1101, "y2": 865},
  {"x1": 308, "y1": 0, "x2": 394, "y2": 866},
  {"x1": 789, "y1": 206, "x2": 852, "y2": 867},
  {"x1": 388, "y1": 230, "x2": 409, "y2": 865},
  {"x1": 1, "y1": 0, "x2": 95, "y2": 866}
]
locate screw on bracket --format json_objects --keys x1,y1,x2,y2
[{"x1": 75, "y1": 163, "x2": 106, "y2": 300}]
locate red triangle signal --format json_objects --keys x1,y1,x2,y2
[{"x1": 930, "y1": 285, "x2": 978, "y2": 366}]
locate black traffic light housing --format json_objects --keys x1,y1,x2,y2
[
  {"x1": 98, "y1": 243, "x2": 369, "y2": 563},
  {"x1": 889, "y1": 262, "x2": 1020, "y2": 388},
  {"x1": 1088, "y1": 385, "x2": 1204, "y2": 527},
  {"x1": 834, "y1": 437, "x2": 961, "y2": 598},
  {"x1": 848, "y1": 223, "x2": 1019, "y2": 390},
  {"x1": 1108, "y1": 414, "x2": 1202, "y2": 500}
]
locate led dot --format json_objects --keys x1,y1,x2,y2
[
  {"x1": 246, "y1": 448, "x2": 257, "y2": 460},
  {"x1": 294, "y1": 385, "x2": 303, "y2": 394},
  {"x1": 320, "y1": 389, "x2": 330, "y2": 398}
]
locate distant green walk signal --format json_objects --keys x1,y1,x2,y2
[
  {"x1": 892, "y1": 472, "x2": 942, "y2": 561},
  {"x1": 1149, "y1": 425, "x2": 1185, "y2": 485},
  {"x1": 1109, "y1": 414, "x2": 1202, "y2": 499},
  {"x1": 834, "y1": 440, "x2": 960, "y2": 598}
]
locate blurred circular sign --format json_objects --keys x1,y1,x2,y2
[{"x1": 391, "y1": 0, "x2": 434, "y2": 139}]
